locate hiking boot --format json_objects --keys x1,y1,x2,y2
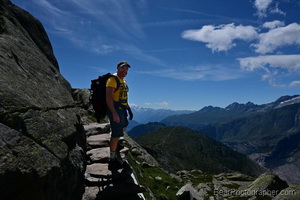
[
  {"x1": 116, "y1": 150, "x2": 124, "y2": 162},
  {"x1": 108, "y1": 157, "x2": 124, "y2": 171}
]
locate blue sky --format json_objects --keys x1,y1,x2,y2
[{"x1": 12, "y1": 0, "x2": 300, "y2": 110}]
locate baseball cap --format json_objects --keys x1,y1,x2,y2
[{"x1": 117, "y1": 61, "x2": 131, "y2": 68}]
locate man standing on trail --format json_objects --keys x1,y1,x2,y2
[{"x1": 106, "y1": 61, "x2": 133, "y2": 170}]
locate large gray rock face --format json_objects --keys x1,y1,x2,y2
[{"x1": 0, "y1": 0, "x2": 85, "y2": 200}]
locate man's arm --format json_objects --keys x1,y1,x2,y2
[{"x1": 106, "y1": 87, "x2": 120, "y2": 123}]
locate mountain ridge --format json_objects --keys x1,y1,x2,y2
[{"x1": 134, "y1": 126, "x2": 265, "y2": 177}]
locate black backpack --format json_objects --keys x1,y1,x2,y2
[{"x1": 90, "y1": 73, "x2": 120, "y2": 122}]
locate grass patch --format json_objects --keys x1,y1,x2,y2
[
  {"x1": 127, "y1": 152, "x2": 184, "y2": 200},
  {"x1": 186, "y1": 170, "x2": 213, "y2": 185}
]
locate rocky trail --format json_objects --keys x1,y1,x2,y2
[{"x1": 81, "y1": 122, "x2": 146, "y2": 200}]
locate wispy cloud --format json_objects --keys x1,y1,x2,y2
[
  {"x1": 253, "y1": 0, "x2": 286, "y2": 18},
  {"x1": 144, "y1": 101, "x2": 170, "y2": 108},
  {"x1": 289, "y1": 81, "x2": 300, "y2": 87},
  {"x1": 31, "y1": 0, "x2": 83, "y2": 40},
  {"x1": 144, "y1": 19, "x2": 204, "y2": 27},
  {"x1": 238, "y1": 54, "x2": 300, "y2": 87},
  {"x1": 182, "y1": 23, "x2": 258, "y2": 52},
  {"x1": 67, "y1": 0, "x2": 145, "y2": 39},
  {"x1": 35, "y1": 0, "x2": 66, "y2": 16},
  {"x1": 119, "y1": 44, "x2": 167, "y2": 67},
  {"x1": 138, "y1": 65, "x2": 244, "y2": 81},
  {"x1": 30, "y1": 0, "x2": 147, "y2": 56},
  {"x1": 92, "y1": 44, "x2": 120, "y2": 55},
  {"x1": 254, "y1": 0, "x2": 273, "y2": 17},
  {"x1": 170, "y1": 8, "x2": 259, "y2": 25},
  {"x1": 270, "y1": 2, "x2": 286, "y2": 16}
]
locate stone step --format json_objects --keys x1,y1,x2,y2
[
  {"x1": 86, "y1": 146, "x2": 130, "y2": 164},
  {"x1": 85, "y1": 168, "x2": 132, "y2": 187},
  {"x1": 84, "y1": 123, "x2": 110, "y2": 137},
  {"x1": 85, "y1": 162, "x2": 132, "y2": 179},
  {"x1": 86, "y1": 133, "x2": 110, "y2": 149},
  {"x1": 85, "y1": 176, "x2": 113, "y2": 187},
  {"x1": 85, "y1": 163, "x2": 112, "y2": 177},
  {"x1": 87, "y1": 147, "x2": 110, "y2": 163}
]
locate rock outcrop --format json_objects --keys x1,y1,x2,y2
[
  {"x1": 0, "y1": 0, "x2": 85, "y2": 199},
  {"x1": 174, "y1": 171, "x2": 300, "y2": 200}
]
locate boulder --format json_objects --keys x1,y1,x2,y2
[
  {"x1": 0, "y1": 0, "x2": 85, "y2": 199},
  {"x1": 176, "y1": 183, "x2": 203, "y2": 200},
  {"x1": 243, "y1": 172, "x2": 289, "y2": 197},
  {"x1": 73, "y1": 88, "x2": 92, "y2": 110}
]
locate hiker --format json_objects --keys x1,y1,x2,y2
[{"x1": 106, "y1": 61, "x2": 133, "y2": 170}]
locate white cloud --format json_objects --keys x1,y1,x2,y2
[
  {"x1": 262, "y1": 20, "x2": 285, "y2": 29},
  {"x1": 182, "y1": 23, "x2": 257, "y2": 52},
  {"x1": 254, "y1": 0, "x2": 273, "y2": 17},
  {"x1": 254, "y1": 23, "x2": 300, "y2": 54}
]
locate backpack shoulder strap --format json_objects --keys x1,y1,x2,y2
[{"x1": 112, "y1": 75, "x2": 121, "y2": 91}]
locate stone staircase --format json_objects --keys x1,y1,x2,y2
[{"x1": 82, "y1": 122, "x2": 146, "y2": 200}]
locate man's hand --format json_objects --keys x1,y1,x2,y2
[
  {"x1": 127, "y1": 106, "x2": 133, "y2": 120},
  {"x1": 128, "y1": 109, "x2": 133, "y2": 120},
  {"x1": 113, "y1": 112, "x2": 120, "y2": 123}
]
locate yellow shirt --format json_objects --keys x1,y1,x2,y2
[{"x1": 106, "y1": 74, "x2": 128, "y2": 106}]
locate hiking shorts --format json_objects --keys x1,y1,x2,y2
[{"x1": 107, "y1": 103, "x2": 128, "y2": 138}]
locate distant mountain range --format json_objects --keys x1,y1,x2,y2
[
  {"x1": 129, "y1": 95, "x2": 300, "y2": 183},
  {"x1": 161, "y1": 95, "x2": 300, "y2": 152},
  {"x1": 129, "y1": 105, "x2": 193, "y2": 124}
]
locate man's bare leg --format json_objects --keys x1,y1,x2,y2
[{"x1": 110, "y1": 137, "x2": 119, "y2": 159}]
